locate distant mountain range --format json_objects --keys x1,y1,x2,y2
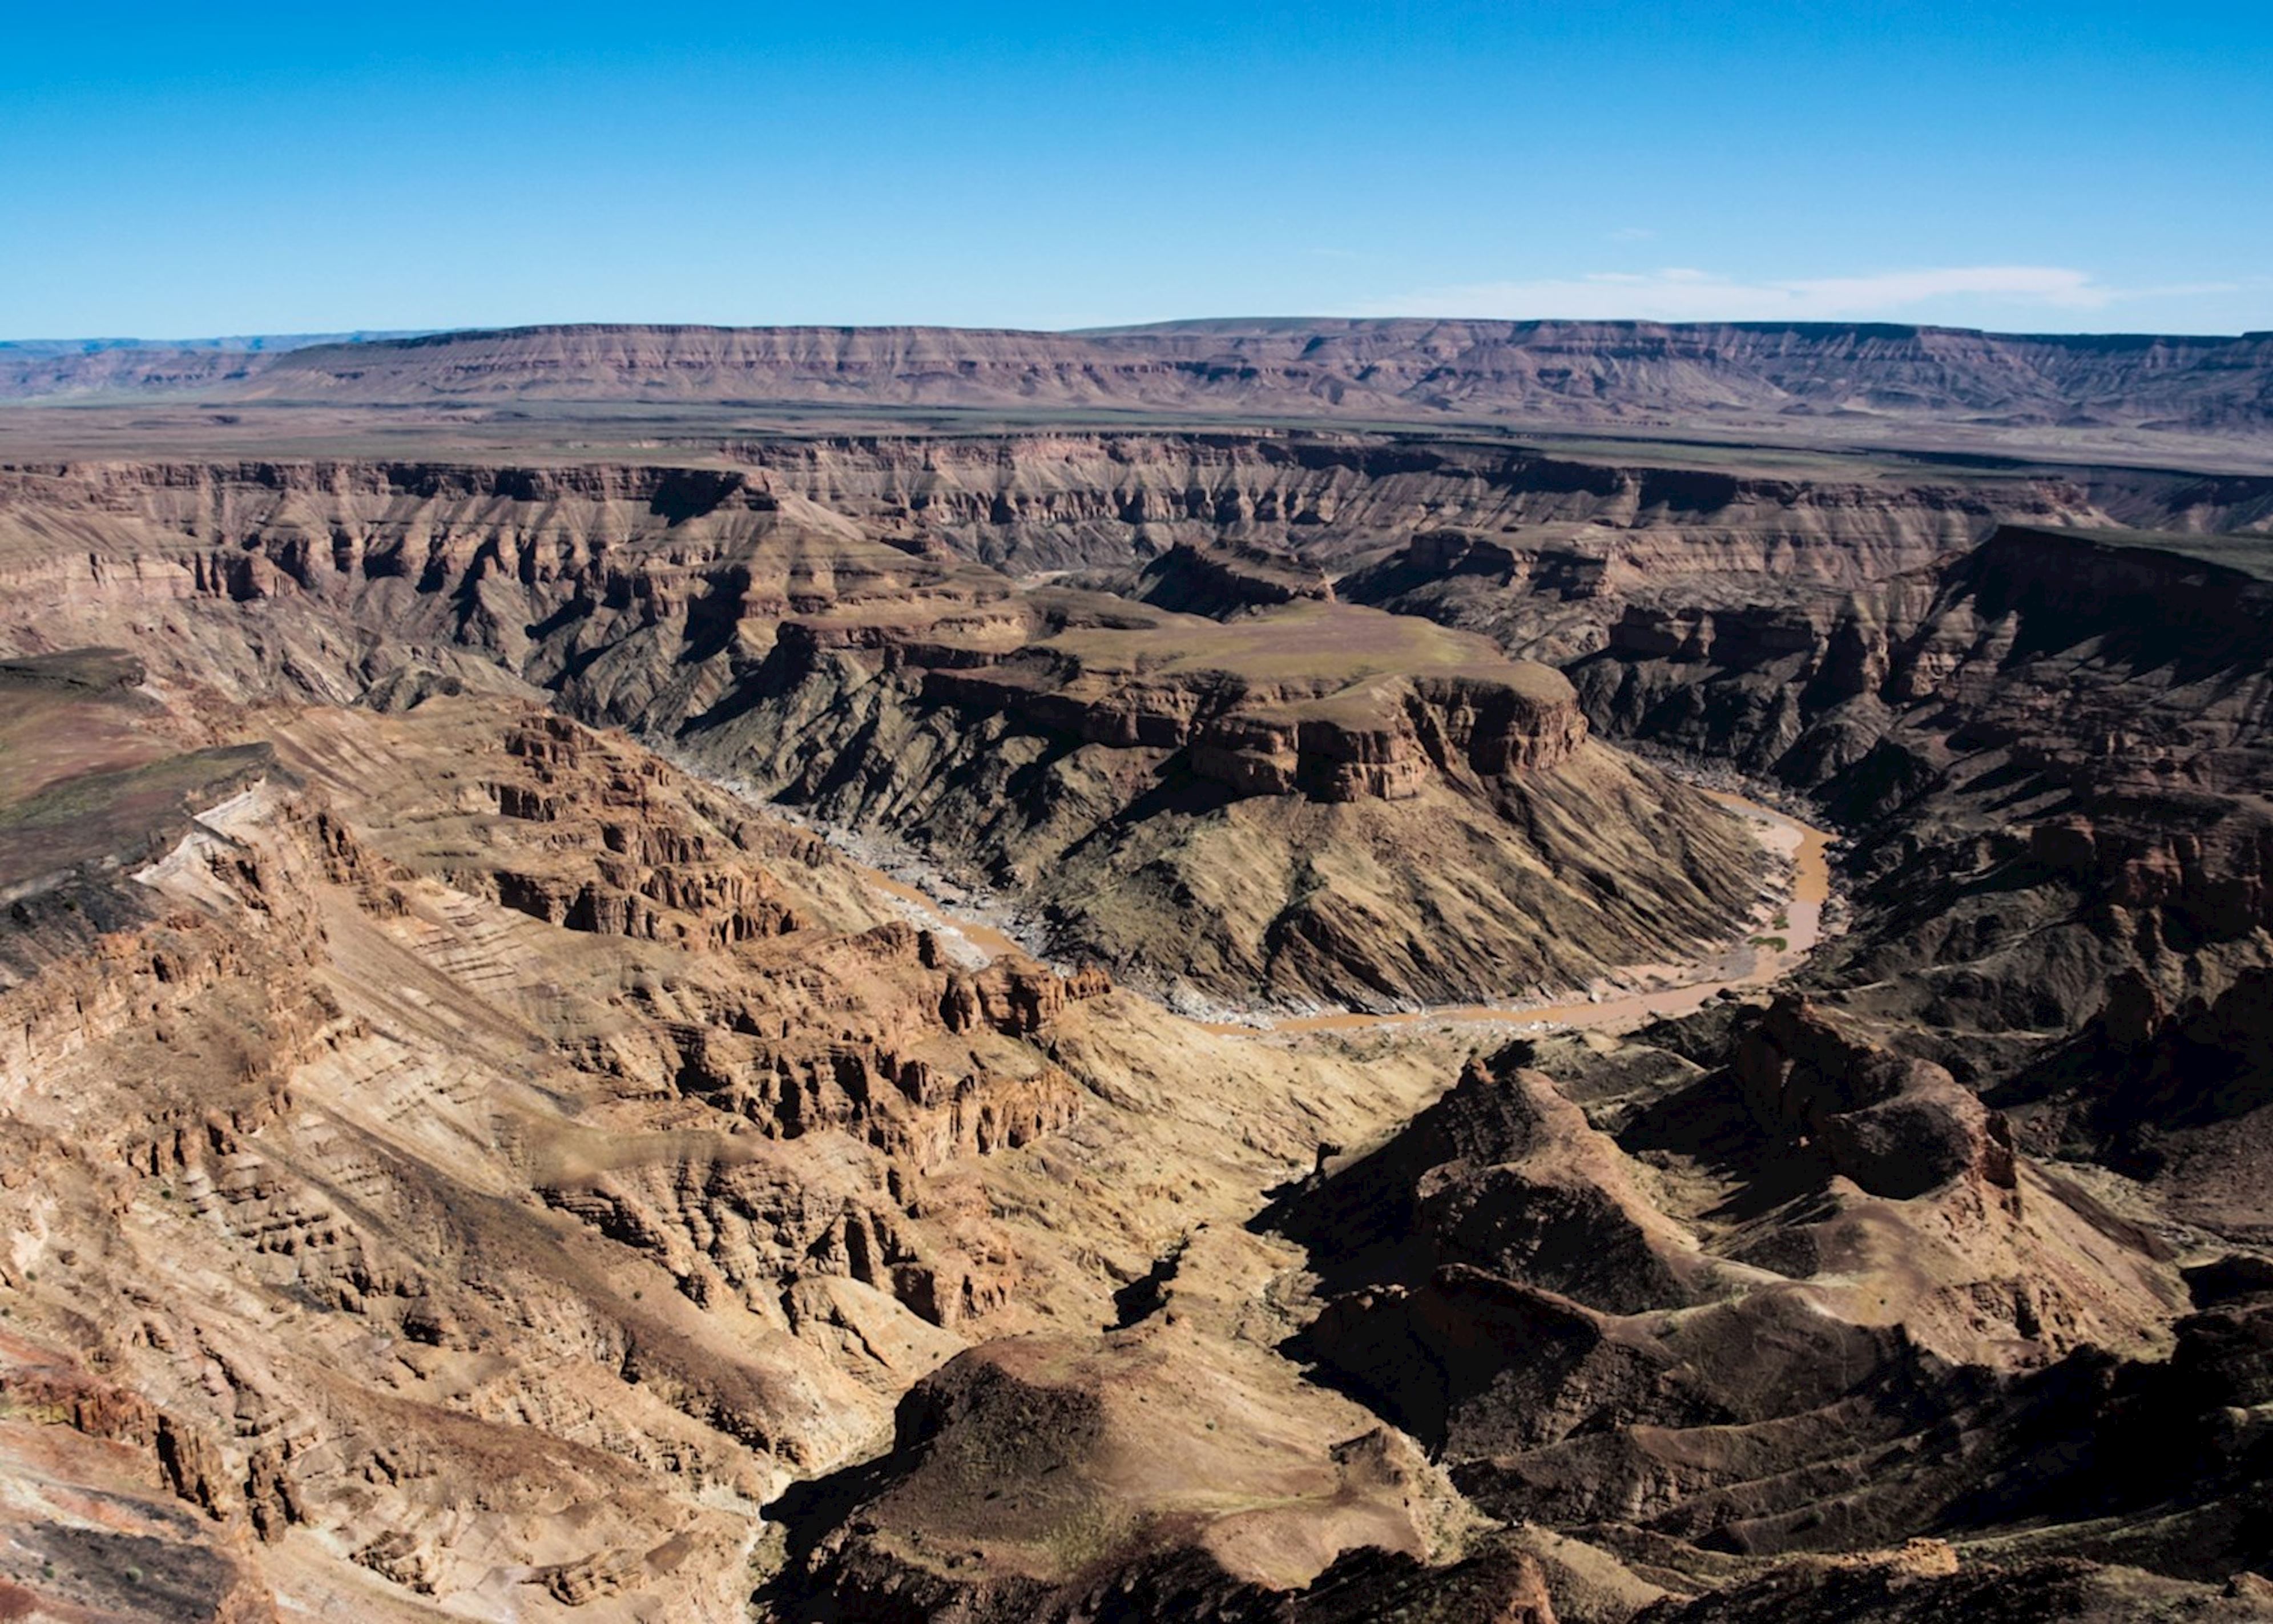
[
  {"x1": 0, "y1": 331, "x2": 427, "y2": 399},
  {"x1": 6, "y1": 319, "x2": 2270, "y2": 444}
]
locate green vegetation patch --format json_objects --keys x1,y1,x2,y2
[
  {"x1": 0, "y1": 744, "x2": 273, "y2": 888},
  {"x1": 2004, "y1": 525, "x2": 2273, "y2": 583}
]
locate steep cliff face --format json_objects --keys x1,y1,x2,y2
[
  {"x1": 1756, "y1": 530, "x2": 2273, "y2": 1051},
  {"x1": 722, "y1": 433, "x2": 2118, "y2": 574},
  {"x1": 893, "y1": 592, "x2": 1590, "y2": 802},
  {"x1": 914, "y1": 663, "x2": 1587, "y2": 803},
  {"x1": 1130, "y1": 538, "x2": 1335, "y2": 615},
  {"x1": 1085, "y1": 319, "x2": 2273, "y2": 435},
  {"x1": 0, "y1": 436, "x2": 2181, "y2": 615}
]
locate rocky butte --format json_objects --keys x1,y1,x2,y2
[{"x1": 0, "y1": 324, "x2": 2267, "y2": 1622}]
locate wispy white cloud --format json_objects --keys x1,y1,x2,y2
[
  {"x1": 1354, "y1": 265, "x2": 2238, "y2": 323},
  {"x1": 1606, "y1": 226, "x2": 1655, "y2": 242}
]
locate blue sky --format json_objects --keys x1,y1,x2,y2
[{"x1": 4, "y1": 2, "x2": 2267, "y2": 338}]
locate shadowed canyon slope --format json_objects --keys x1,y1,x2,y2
[{"x1": 0, "y1": 425, "x2": 2270, "y2": 1621}]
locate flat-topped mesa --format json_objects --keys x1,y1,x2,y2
[
  {"x1": 99, "y1": 321, "x2": 2270, "y2": 453},
  {"x1": 908, "y1": 597, "x2": 1587, "y2": 801}
]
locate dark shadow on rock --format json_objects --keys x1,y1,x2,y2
[
  {"x1": 1109, "y1": 1235, "x2": 1187, "y2": 1329},
  {"x1": 750, "y1": 1448, "x2": 905, "y2": 1624},
  {"x1": 679, "y1": 564, "x2": 755, "y2": 666},
  {"x1": 1617, "y1": 1069, "x2": 1837, "y2": 1222}
]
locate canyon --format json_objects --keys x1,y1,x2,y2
[{"x1": 0, "y1": 357, "x2": 2270, "y2": 1621}]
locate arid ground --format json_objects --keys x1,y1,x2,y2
[{"x1": 1, "y1": 323, "x2": 2270, "y2": 1621}]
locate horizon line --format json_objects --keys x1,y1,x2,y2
[{"x1": 6, "y1": 316, "x2": 2273, "y2": 349}]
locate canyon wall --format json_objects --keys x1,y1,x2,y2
[
  {"x1": 2, "y1": 431, "x2": 2271, "y2": 1618},
  {"x1": 0, "y1": 447, "x2": 1794, "y2": 1010}
]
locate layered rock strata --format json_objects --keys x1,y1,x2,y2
[{"x1": 1, "y1": 438, "x2": 2269, "y2": 1621}]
